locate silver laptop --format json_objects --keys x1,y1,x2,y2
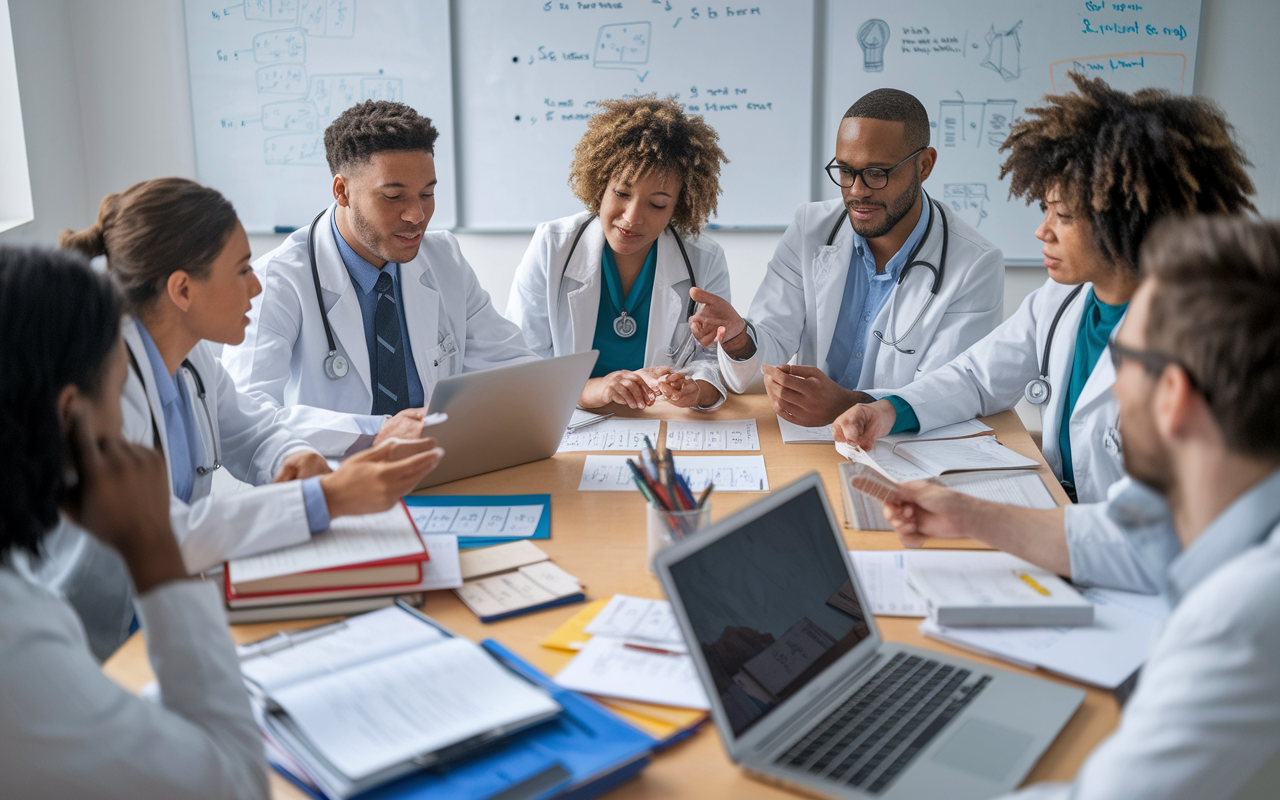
[
  {"x1": 654, "y1": 473, "x2": 1083, "y2": 799},
  {"x1": 415, "y1": 351, "x2": 598, "y2": 489}
]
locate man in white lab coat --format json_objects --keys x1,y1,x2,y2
[
  {"x1": 223, "y1": 101, "x2": 536, "y2": 456},
  {"x1": 896, "y1": 217, "x2": 1280, "y2": 799},
  {"x1": 688, "y1": 89, "x2": 1004, "y2": 427}
]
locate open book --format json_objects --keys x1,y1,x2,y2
[{"x1": 240, "y1": 606, "x2": 561, "y2": 799}]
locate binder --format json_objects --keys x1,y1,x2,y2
[{"x1": 265, "y1": 604, "x2": 657, "y2": 800}]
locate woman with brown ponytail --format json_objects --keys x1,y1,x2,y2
[{"x1": 58, "y1": 178, "x2": 444, "y2": 598}]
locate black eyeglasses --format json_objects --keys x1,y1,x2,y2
[
  {"x1": 1109, "y1": 336, "x2": 1211, "y2": 403},
  {"x1": 824, "y1": 147, "x2": 925, "y2": 190}
]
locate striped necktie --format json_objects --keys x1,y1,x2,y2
[{"x1": 371, "y1": 270, "x2": 410, "y2": 415}]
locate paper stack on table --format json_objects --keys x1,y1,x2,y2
[
  {"x1": 553, "y1": 595, "x2": 710, "y2": 711},
  {"x1": 905, "y1": 551, "x2": 1094, "y2": 626},
  {"x1": 847, "y1": 551, "x2": 928, "y2": 617}
]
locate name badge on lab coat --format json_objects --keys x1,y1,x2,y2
[{"x1": 434, "y1": 332, "x2": 458, "y2": 367}]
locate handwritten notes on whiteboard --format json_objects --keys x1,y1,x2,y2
[
  {"x1": 407, "y1": 505, "x2": 544, "y2": 538},
  {"x1": 666, "y1": 420, "x2": 760, "y2": 451},
  {"x1": 578, "y1": 455, "x2": 769, "y2": 492},
  {"x1": 558, "y1": 418, "x2": 662, "y2": 452}
]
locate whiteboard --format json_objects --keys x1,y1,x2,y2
[
  {"x1": 823, "y1": 0, "x2": 1202, "y2": 262},
  {"x1": 455, "y1": 1, "x2": 814, "y2": 230},
  {"x1": 184, "y1": 0, "x2": 456, "y2": 233}
]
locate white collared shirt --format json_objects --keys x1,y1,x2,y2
[{"x1": 1005, "y1": 469, "x2": 1280, "y2": 799}]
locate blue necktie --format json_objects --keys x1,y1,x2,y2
[{"x1": 372, "y1": 271, "x2": 410, "y2": 415}]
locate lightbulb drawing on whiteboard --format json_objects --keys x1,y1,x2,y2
[{"x1": 857, "y1": 19, "x2": 890, "y2": 73}]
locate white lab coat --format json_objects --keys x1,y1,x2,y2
[
  {"x1": 221, "y1": 204, "x2": 537, "y2": 456},
  {"x1": 122, "y1": 318, "x2": 316, "y2": 574},
  {"x1": 717, "y1": 196, "x2": 1004, "y2": 393},
  {"x1": 885, "y1": 278, "x2": 1125, "y2": 505},
  {"x1": 506, "y1": 211, "x2": 730, "y2": 408}
]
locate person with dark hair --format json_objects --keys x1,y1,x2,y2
[
  {"x1": 687, "y1": 87, "x2": 1005, "y2": 426},
  {"x1": 835, "y1": 73, "x2": 1255, "y2": 506},
  {"x1": 222, "y1": 100, "x2": 536, "y2": 450},
  {"x1": 59, "y1": 177, "x2": 444, "y2": 599},
  {"x1": 973, "y1": 216, "x2": 1280, "y2": 799},
  {"x1": 0, "y1": 247, "x2": 267, "y2": 797},
  {"x1": 839, "y1": 78, "x2": 1259, "y2": 596},
  {"x1": 506, "y1": 95, "x2": 732, "y2": 410}
]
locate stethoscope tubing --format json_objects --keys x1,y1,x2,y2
[{"x1": 560, "y1": 214, "x2": 698, "y2": 321}]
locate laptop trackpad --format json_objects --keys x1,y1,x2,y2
[{"x1": 930, "y1": 719, "x2": 1033, "y2": 781}]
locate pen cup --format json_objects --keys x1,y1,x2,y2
[{"x1": 646, "y1": 503, "x2": 711, "y2": 574}]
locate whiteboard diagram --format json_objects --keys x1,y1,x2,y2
[
  {"x1": 185, "y1": 0, "x2": 455, "y2": 232},
  {"x1": 455, "y1": 1, "x2": 814, "y2": 230},
  {"x1": 824, "y1": 0, "x2": 1203, "y2": 262}
]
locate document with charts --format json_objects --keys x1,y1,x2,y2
[
  {"x1": 558, "y1": 418, "x2": 662, "y2": 452},
  {"x1": 579, "y1": 455, "x2": 769, "y2": 492},
  {"x1": 666, "y1": 420, "x2": 760, "y2": 451}
]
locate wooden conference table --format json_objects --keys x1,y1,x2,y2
[{"x1": 103, "y1": 393, "x2": 1118, "y2": 799}]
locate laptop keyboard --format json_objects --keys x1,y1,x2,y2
[{"x1": 776, "y1": 653, "x2": 992, "y2": 795}]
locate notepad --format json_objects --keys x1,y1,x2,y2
[
  {"x1": 920, "y1": 587, "x2": 1169, "y2": 689},
  {"x1": 243, "y1": 607, "x2": 561, "y2": 795},
  {"x1": 454, "y1": 560, "x2": 584, "y2": 623},
  {"x1": 665, "y1": 420, "x2": 760, "y2": 451},
  {"x1": 578, "y1": 455, "x2": 769, "y2": 492},
  {"x1": 905, "y1": 550, "x2": 1093, "y2": 626},
  {"x1": 558, "y1": 418, "x2": 662, "y2": 451},
  {"x1": 227, "y1": 503, "x2": 426, "y2": 584}
]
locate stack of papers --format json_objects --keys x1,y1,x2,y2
[
  {"x1": 579, "y1": 454, "x2": 769, "y2": 492},
  {"x1": 554, "y1": 595, "x2": 710, "y2": 710}
]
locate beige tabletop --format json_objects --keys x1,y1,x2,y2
[{"x1": 103, "y1": 393, "x2": 1115, "y2": 799}]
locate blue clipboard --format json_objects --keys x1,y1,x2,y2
[
  {"x1": 268, "y1": 603, "x2": 656, "y2": 800},
  {"x1": 404, "y1": 494, "x2": 551, "y2": 550}
]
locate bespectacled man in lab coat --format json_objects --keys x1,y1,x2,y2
[
  {"x1": 687, "y1": 88, "x2": 1004, "y2": 428},
  {"x1": 222, "y1": 101, "x2": 537, "y2": 456}
]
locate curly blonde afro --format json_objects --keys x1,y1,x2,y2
[
  {"x1": 568, "y1": 95, "x2": 727, "y2": 237},
  {"x1": 999, "y1": 72, "x2": 1254, "y2": 276}
]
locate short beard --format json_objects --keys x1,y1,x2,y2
[
  {"x1": 849, "y1": 169, "x2": 921, "y2": 239},
  {"x1": 349, "y1": 202, "x2": 393, "y2": 265},
  {"x1": 1120, "y1": 403, "x2": 1175, "y2": 496}
]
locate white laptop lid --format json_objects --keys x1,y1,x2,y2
[{"x1": 655, "y1": 473, "x2": 885, "y2": 764}]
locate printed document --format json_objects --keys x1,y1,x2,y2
[
  {"x1": 847, "y1": 551, "x2": 927, "y2": 617},
  {"x1": 777, "y1": 415, "x2": 834, "y2": 443},
  {"x1": 555, "y1": 635, "x2": 710, "y2": 710},
  {"x1": 579, "y1": 455, "x2": 769, "y2": 492},
  {"x1": 409, "y1": 504, "x2": 544, "y2": 538},
  {"x1": 558, "y1": 418, "x2": 662, "y2": 452},
  {"x1": 583, "y1": 595, "x2": 687, "y2": 651},
  {"x1": 666, "y1": 420, "x2": 760, "y2": 451}
]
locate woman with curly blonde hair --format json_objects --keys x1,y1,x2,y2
[{"x1": 507, "y1": 95, "x2": 732, "y2": 409}]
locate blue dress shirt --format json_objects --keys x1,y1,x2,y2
[
  {"x1": 591, "y1": 243, "x2": 658, "y2": 378},
  {"x1": 135, "y1": 320, "x2": 330, "y2": 534},
  {"x1": 824, "y1": 197, "x2": 932, "y2": 389},
  {"x1": 331, "y1": 214, "x2": 425, "y2": 410}
]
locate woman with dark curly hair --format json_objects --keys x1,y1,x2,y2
[
  {"x1": 836, "y1": 72, "x2": 1255, "y2": 507},
  {"x1": 506, "y1": 95, "x2": 733, "y2": 410}
]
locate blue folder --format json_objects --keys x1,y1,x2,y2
[
  {"x1": 404, "y1": 494, "x2": 551, "y2": 550},
  {"x1": 271, "y1": 639, "x2": 657, "y2": 800}
]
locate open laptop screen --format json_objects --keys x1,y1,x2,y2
[{"x1": 667, "y1": 486, "x2": 872, "y2": 737}]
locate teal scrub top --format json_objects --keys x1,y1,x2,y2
[
  {"x1": 591, "y1": 243, "x2": 658, "y2": 378},
  {"x1": 1059, "y1": 289, "x2": 1128, "y2": 490}
]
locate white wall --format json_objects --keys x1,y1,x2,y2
[{"x1": 2, "y1": 0, "x2": 1276, "y2": 433}]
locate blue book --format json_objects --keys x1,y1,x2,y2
[
  {"x1": 404, "y1": 494, "x2": 551, "y2": 550},
  {"x1": 269, "y1": 612, "x2": 656, "y2": 800}
]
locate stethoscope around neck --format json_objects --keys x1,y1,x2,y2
[
  {"x1": 306, "y1": 208, "x2": 351, "y2": 380},
  {"x1": 825, "y1": 195, "x2": 949, "y2": 356},
  {"x1": 560, "y1": 213, "x2": 697, "y2": 317},
  {"x1": 126, "y1": 348, "x2": 222, "y2": 476},
  {"x1": 1024, "y1": 284, "x2": 1086, "y2": 405}
]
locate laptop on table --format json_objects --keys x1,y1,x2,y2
[
  {"x1": 654, "y1": 473, "x2": 1083, "y2": 800},
  {"x1": 415, "y1": 351, "x2": 598, "y2": 489}
]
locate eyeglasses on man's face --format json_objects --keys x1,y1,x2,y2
[
  {"x1": 824, "y1": 147, "x2": 925, "y2": 190},
  {"x1": 1108, "y1": 335, "x2": 1211, "y2": 403}
]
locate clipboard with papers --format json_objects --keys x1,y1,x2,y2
[{"x1": 242, "y1": 601, "x2": 656, "y2": 800}]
